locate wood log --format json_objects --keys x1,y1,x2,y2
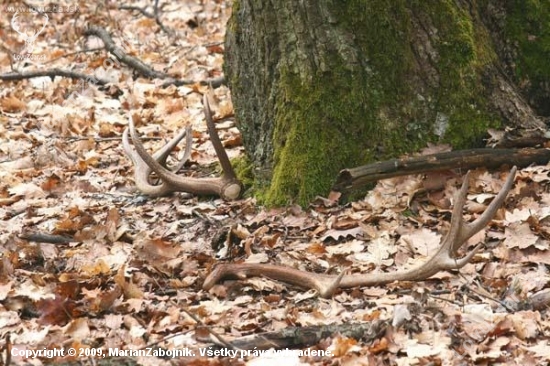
[
  {"x1": 332, "y1": 148, "x2": 550, "y2": 193},
  {"x1": 208, "y1": 321, "x2": 386, "y2": 350}
]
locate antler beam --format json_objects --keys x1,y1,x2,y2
[
  {"x1": 123, "y1": 94, "x2": 242, "y2": 200},
  {"x1": 204, "y1": 167, "x2": 517, "y2": 298}
]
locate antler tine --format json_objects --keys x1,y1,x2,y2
[
  {"x1": 444, "y1": 170, "x2": 470, "y2": 254},
  {"x1": 153, "y1": 126, "x2": 192, "y2": 173},
  {"x1": 458, "y1": 166, "x2": 517, "y2": 246},
  {"x1": 433, "y1": 166, "x2": 516, "y2": 270},
  {"x1": 123, "y1": 124, "x2": 191, "y2": 170},
  {"x1": 203, "y1": 94, "x2": 238, "y2": 181},
  {"x1": 204, "y1": 167, "x2": 517, "y2": 298},
  {"x1": 122, "y1": 127, "x2": 166, "y2": 196},
  {"x1": 172, "y1": 126, "x2": 193, "y2": 172}
]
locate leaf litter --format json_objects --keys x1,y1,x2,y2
[{"x1": 0, "y1": 1, "x2": 549, "y2": 365}]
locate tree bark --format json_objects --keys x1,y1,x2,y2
[{"x1": 225, "y1": 0, "x2": 550, "y2": 206}]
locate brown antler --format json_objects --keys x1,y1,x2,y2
[
  {"x1": 204, "y1": 167, "x2": 517, "y2": 298},
  {"x1": 123, "y1": 94, "x2": 242, "y2": 200},
  {"x1": 122, "y1": 124, "x2": 192, "y2": 196}
]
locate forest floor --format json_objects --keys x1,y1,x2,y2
[{"x1": 1, "y1": 1, "x2": 549, "y2": 365}]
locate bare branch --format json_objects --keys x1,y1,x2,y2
[
  {"x1": 153, "y1": 0, "x2": 172, "y2": 35},
  {"x1": 0, "y1": 68, "x2": 108, "y2": 85},
  {"x1": 82, "y1": 25, "x2": 224, "y2": 87},
  {"x1": 83, "y1": 25, "x2": 167, "y2": 79},
  {"x1": 119, "y1": 5, "x2": 155, "y2": 18}
]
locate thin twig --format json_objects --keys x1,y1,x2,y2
[
  {"x1": 170, "y1": 301, "x2": 237, "y2": 350},
  {"x1": 153, "y1": 0, "x2": 172, "y2": 35},
  {"x1": 119, "y1": 5, "x2": 155, "y2": 18},
  {"x1": 66, "y1": 136, "x2": 162, "y2": 142},
  {"x1": 428, "y1": 294, "x2": 462, "y2": 306},
  {"x1": 139, "y1": 329, "x2": 194, "y2": 351},
  {"x1": 458, "y1": 273, "x2": 516, "y2": 312},
  {"x1": 160, "y1": 75, "x2": 226, "y2": 88},
  {"x1": 2, "y1": 333, "x2": 12, "y2": 366}
]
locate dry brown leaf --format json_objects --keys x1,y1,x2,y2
[
  {"x1": 504, "y1": 222, "x2": 539, "y2": 249},
  {"x1": 320, "y1": 227, "x2": 363, "y2": 241},
  {"x1": 1, "y1": 96, "x2": 26, "y2": 112},
  {"x1": 64, "y1": 317, "x2": 91, "y2": 341}
]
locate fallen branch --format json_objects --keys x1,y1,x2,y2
[
  {"x1": 208, "y1": 321, "x2": 386, "y2": 350},
  {"x1": 0, "y1": 68, "x2": 108, "y2": 85},
  {"x1": 83, "y1": 25, "x2": 224, "y2": 87},
  {"x1": 83, "y1": 25, "x2": 167, "y2": 79},
  {"x1": 332, "y1": 148, "x2": 548, "y2": 193},
  {"x1": 19, "y1": 231, "x2": 73, "y2": 245},
  {"x1": 1, "y1": 26, "x2": 225, "y2": 88}
]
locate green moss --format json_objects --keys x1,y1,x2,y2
[
  {"x1": 231, "y1": 155, "x2": 254, "y2": 193},
  {"x1": 505, "y1": 0, "x2": 550, "y2": 80},
  {"x1": 503, "y1": 0, "x2": 550, "y2": 112},
  {"x1": 245, "y1": 0, "x2": 508, "y2": 206},
  {"x1": 266, "y1": 71, "x2": 371, "y2": 206},
  {"x1": 264, "y1": 1, "x2": 423, "y2": 206},
  {"x1": 415, "y1": 0, "x2": 501, "y2": 148},
  {"x1": 226, "y1": 0, "x2": 240, "y2": 34}
]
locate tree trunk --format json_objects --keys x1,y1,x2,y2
[{"x1": 225, "y1": 0, "x2": 550, "y2": 206}]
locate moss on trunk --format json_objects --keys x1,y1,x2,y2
[
  {"x1": 225, "y1": 0, "x2": 550, "y2": 206},
  {"x1": 501, "y1": 0, "x2": 550, "y2": 115}
]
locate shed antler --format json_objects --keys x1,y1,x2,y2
[
  {"x1": 123, "y1": 94, "x2": 242, "y2": 199},
  {"x1": 204, "y1": 167, "x2": 517, "y2": 298}
]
